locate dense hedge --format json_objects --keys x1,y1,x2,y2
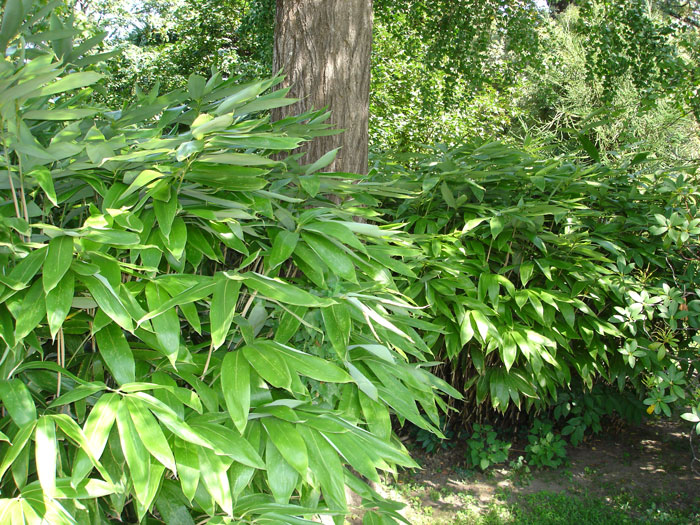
[{"x1": 371, "y1": 141, "x2": 700, "y2": 422}]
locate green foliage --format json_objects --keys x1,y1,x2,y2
[
  {"x1": 520, "y1": 3, "x2": 700, "y2": 164},
  {"x1": 524, "y1": 420, "x2": 567, "y2": 469},
  {"x1": 0, "y1": 3, "x2": 460, "y2": 522},
  {"x1": 466, "y1": 424, "x2": 511, "y2": 471},
  {"x1": 511, "y1": 491, "x2": 637, "y2": 525},
  {"x1": 82, "y1": 0, "x2": 274, "y2": 104},
  {"x1": 413, "y1": 416, "x2": 460, "y2": 454},
  {"x1": 553, "y1": 386, "x2": 642, "y2": 446},
  {"x1": 681, "y1": 393, "x2": 700, "y2": 434},
  {"x1": 370, "y1": 138, "x2": 700, "y2": 419}
]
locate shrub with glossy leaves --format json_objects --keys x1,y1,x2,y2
[
  {"x1": 0, "y1": 2, "x2": 458, "y2": 523},
  {"x1": 370, "y1": 138, "x2": 700, "y2": 420}
]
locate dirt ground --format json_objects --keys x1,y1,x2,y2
[{"x1": 362, "y1": 420, "x2": 700, "y2": 524}]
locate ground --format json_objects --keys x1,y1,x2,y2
[{"x1": 353, "y1": 420, "x2": 700, "y2": 524}]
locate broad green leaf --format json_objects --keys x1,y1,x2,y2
[
  {"x1": 262, "y1": 418, "x2": 308, "y2": 477},
  {"x1": 0, "y1": 422, "x2": 35, "y2": 482},
  {"x1": 234, "y1": 272, "x2": 334, "y2": 307},
  {"x1": 36, "y1": 71, "x2": 103, "y2": 96},
  {"x1": 0, "y1": 0, "x2": 23, "y2": 51},
  {"x1": 198, "y1": 447, "x2": 233, "y2": 516},
  {"x1": 305, "y1": 148, "x2": 338, "y2": 174},
  {"x1": 153, "y1": 190, "x2": 178, "y2": 237},
  {"x1": 321, "y1": 303, "x2": 351, "y2": 356},
  {"x1": 35, "y1": 417, "x2": 57, "y2": 497},
  {"x1": 125, "y1": 397, "x2": 176, "y2": 474},
  {"x1": 155, "y1": 480, "x2": 196, "y2": 525},
  {"x1": 174, "y1": 439, "x2": 199, "y2": 502},
  {"x1": 30, "y1": 166, "x2": 58, "y2": 206},
  {"x1": 46, "y1": 270, "x2": 74, "y2": 338},
  {"x1": 302, "y1": 232, "x2": 357, "y2": 283},
  {"x1": 269, "y1": 230, "x2": 299, "y2": 270},
  {"x1": 9, "y1": 279, "x2": 45, "y2": 340},
  {"x1": 138, "y1": 279, "x2": 216, "y2": 324},
  {"x1": 185, "y1": 164, "x2": 268, "y2": 191},
  {"x1": 187, "y1": 73, "x2": 207, "y2": 99},
  {"x1": 0, "y1": 379, "x2": 36, "y2": 426},
  {"x1": 120, "y1": 169, "x2": 164, "y2": 200},
  {"x1": 221, "y1": 351, "x2": 250, "y2": 434},
  {"x1": 95, "y1": 323, "x2": 135, "y2": 385},
  {"x1": 579, "y1": 134, "x2": 600, "y2": 163},
  {"x1": 346, "y1": 362, "x2": 378, "y2": 401},
  {"x1": 48, "y1": 382, "x2": 106, "y2": 408},
  {"x1": 137, "y1": 463, "x2": 166, "y2": 522},
  {"x1": 490, "y1": 216, "x2": 504, "y2": 239},
  {"x1": 190, "y1": 422, "x2": 264, "y2": 469},
  {"x1": 192, "y1": 113, "x2": 233, "y2": 140},
  {"x1": 130, "y1": 392, "x2": 212, "y2": 450},
  {"x1": 210, "y1": 277, "x2": 241, "y2": 350},
  {"x1": 145, "y1": 282, "x2": 180, "y2": 362},
  {"x1": 164, "y1": 217, "x2": 187, "y2": 259},
  {"x1": 242, "y1": 341, "x2": 293, "y2": 390},
  {"x1": 23, "y1": 108, "x2": 100, "y2": 120},
  {"x1": 276, "y1": 343, "x2": 352, "y2": 383},
  {"x1": 82, "y1": 228, "x2": 140, "y2": 246},
  {"x1": 116, "y1": 401, "x2": 150, "y2": 505},
  {"x1": 266, "y1": 438, "x2": 298, "y2": 503},
  {"x1": 82, "y1": 275, "x2": 133, "y2": 331},
  {"x1": 358, "y1": 392, "x2": 391, "y2": 442},
  {"x1": 198, "y1": 151, "x2": 282, "y2": 166},
  {"x1": 501, "y1": 334, "x2": 518, "y2": 371},
  {"x1": 299, "y1": 173, "x2": 320, "y2": 197},
  {"x1": 324, "y1": 431, "x2": 379, "y2": 483},
  {"x1": 304, "y1": 221, "x2": 366, "y2": 255},
  {"x1": 214, "y1": 81, "x2": 265, "y2": 114},
  {"x1": 298, "y1": 426, "x2": 346, "y2": 512},
  {"x1": 8, "y1": 246, "x2": 47, "y2": 285}
]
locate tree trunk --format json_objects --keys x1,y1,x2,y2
[
  {"x1": 272, "y1": 0, "x2": 373, "y2": 175},
  {"x1": 549, "y1": 0, "x2": 576, "y2": 13}
]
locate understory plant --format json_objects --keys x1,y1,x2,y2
[
  {"x1": 524, "y1": 420, "x2": 567, "y2": 469},
  {"x1": 370, "y1": 138, "x2": 700, "y2": 422},
  {"x1": 465, "y1": 424, "x2": 511, "y2": 471},
  {"x1": 0, "y1": 2, "x2": 458, "y2": 523}
]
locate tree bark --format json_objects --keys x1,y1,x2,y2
[{"x1": 272, "y1": 0, "x2": 373, "y2": 175}]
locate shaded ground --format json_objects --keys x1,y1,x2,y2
[{"x1": 359, "y1": 420, "x2": 700, "y2": 524}]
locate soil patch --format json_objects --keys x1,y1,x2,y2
[{"x1": 361, "y1": 420, "x2": 700, "y2": 524}]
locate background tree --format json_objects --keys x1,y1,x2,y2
[{"x1": 272, "y1": 0, "x2": 373, "y2": 175}]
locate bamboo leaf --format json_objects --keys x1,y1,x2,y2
[
  {"x1": 269, "y1": 230, "x2": 299, "y2": 270},
  {"x1": 35, "y1": 417, "x2": 57, "y2": 497},
  {"x1": 0, "y1": 379, "x2": 36, "y2": 427},
  {"x1": 221, "y1": 350, "x2": 250, "y2": 434},
  {"x1": 125, "y1": 396, "x2": 177, "y2": 474},
  {"x1": 242, "y1": 341, "x2": 293, "y2": 390},
  {"x1": 210, "y1": 277, "x2": 241, "y2": 350},
  {"x1": 95, "y1": 323, "x2": 135, "y2": 385},
  {"x1": 46, "y1": 270, "x2": 74, "y2": 338},
  {"x1": 116, "y1": 401, "x2": 150, "y2": 505}
]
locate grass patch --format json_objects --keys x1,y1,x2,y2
[{"x1": 403, "y1": 490, "x2": 700, "y2": 525}]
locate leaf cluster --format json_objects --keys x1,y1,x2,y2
[{"x1": 0, "y1": 3, "x2": 458, "y2": 523}]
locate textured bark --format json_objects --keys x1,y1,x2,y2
[
  {"x1": 272, "y1": 0, "x2": 372, "y2": 175},
  {"x1": 549, "y1": 0, "x2": 576, "y2": 13}
]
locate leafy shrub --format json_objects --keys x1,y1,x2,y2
[
  {"x1": 369, "y1": 138, "x2": 700, "y2": 421},
  {"x1": 553, "y1": 385, "x2": 643, "y2": 446},
  {"x1": 466, "y1": 424, "x2": 511, "y2": 470},
  {"x1": 0, "y1": 3, "x2": 458, "y2": 523},
  {"x1": 525, "y1": 420, "x2": 567, "y2": 469},
  {"x1": 413, "y1": 416, "x2": 461, "y2": 454}
]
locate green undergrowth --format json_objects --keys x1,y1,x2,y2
[{"x1": 397, "y1": 488, "x2": 700, "y2": 525}]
